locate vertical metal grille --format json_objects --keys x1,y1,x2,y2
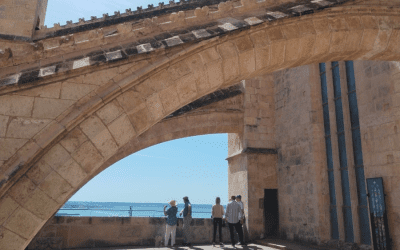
[
  {"x1": 345, "y1": 61, "x2": 372, "y2": 245},
  {"x1": 331, "y1": 61, "x2": 354, "y2": 243},
  {"x1": 319, "y1": 63, "x2": 340, "y2": 240},
  {"x1": 366, "y1": 178, "x2": 391, "y2": 250}
]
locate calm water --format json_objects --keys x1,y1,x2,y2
[{"x1": 56, "y1": 201, "x2": 226, "y2": 218}]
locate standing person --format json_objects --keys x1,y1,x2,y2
[
  {"x1": 179, "y1": 196, "x2": 192, "y2": 246},
  {"x1": 225, "y1": 196, "x2": 245, "y2": 248},
  {"x1": 235, "y1": 195, "x2": 247, "y2": 245},
  {"x1": 212, "y1": 197, "x2": 225, "y2": 246},
  {"x1": 164, "y1": 200, "x2": 178, "y2": 247}
]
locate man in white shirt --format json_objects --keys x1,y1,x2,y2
[
  {"x1": 235, "y1": 195, "x2": 246, "y2": 244},
  {"x1": 224, "y1": 196, "x2": 245, "y2": 247}
]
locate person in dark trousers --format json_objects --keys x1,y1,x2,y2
[
  {"x1": 212, "y1": 197, "x2": 225, "y2": 246},
  {"x1": 235, "y1": 195, "x2": 246, "y2": 244},
  {"x1": 225, "y1": 196, "x2": 246, "y2": 248},
  {"x1": 179, "y1": 196, "x2": 192, "y2": 246}
]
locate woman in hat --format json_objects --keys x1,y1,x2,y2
[{"x1": 164, "y1": 200, "x2": 178, "y2": 247}]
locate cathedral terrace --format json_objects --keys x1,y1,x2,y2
[{"x1": 0, "y1": 0, "x2": 400, "y2": 249}]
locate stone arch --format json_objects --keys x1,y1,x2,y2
[{"x1": 0, "y1": 6, "x2": 400, "y2": 249}]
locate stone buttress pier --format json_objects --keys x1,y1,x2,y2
[{"x1": 227, "y1": 76, "x2": 278, "y2": 241}]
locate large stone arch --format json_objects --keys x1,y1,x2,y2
[{"x1": 1, "y1": 5, "x2": 400, "y2": 249}]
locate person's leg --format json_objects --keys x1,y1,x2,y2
[
  {"x1": 228, "y1": 223, "x2": 235, "y2": 246},
  {"x1": 165, "y1": 224, "x2": 171, "y2": 246},
  {"x1": 234, "y1": 222, "x2": 244, "y2": 244},
  {"x1": 183, "y1": 216, "x2": 188, "y2": 244},
  {"x1": 186, "y1": 215, "x2": 192, "y2": 244},
  {"x1": 217, "y1": 218, "x2": 222, "y2": 243},
  {"x1": 171, "y1": 225, "x2": 177, "y2": 246},
  {"x1": 213, "y1": 218, "x2": 217, "y2": 243}
]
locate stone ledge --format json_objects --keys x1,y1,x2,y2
[{"x1": 226, "y1": 147, "x2": 278, "y2": 160}]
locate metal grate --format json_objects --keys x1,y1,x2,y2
[{"x1": 367, "y1": 178, "x2": 392, "y2": 250}]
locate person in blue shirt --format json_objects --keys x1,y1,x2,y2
[
  {"x1": 179, "y1": 196, "x2": 192, "y2": 246},
  {"x1": 164, "y1": 200, "x2": 178, "y2": 247}
]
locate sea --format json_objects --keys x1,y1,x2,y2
[{"x1": 56, "y1": 201, "x2": 226, "y2": 218}]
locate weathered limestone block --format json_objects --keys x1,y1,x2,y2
[
  {"x1": 38, "y1": 170, "x2": 73, "y2": 203},
  {"x1": 3, "y1": 206, "x2": 43, "y2": 240},
  {"x1": 60, "y1": 82, "x2": 97, "y2": 100},
  {"x1": 53, "y1": 158, "x2": 87, "y2": 188},
  {"x1": 217, "y1": 41, "x2": 240, "y2": 82},
  {"x1": 0, "y1": 95, "x2": 34, "y2": 117},
  {"x1": 59, "y1": 128, "x2": 88, "y2": 154},
  {"x1": 71, "y1": 141, "x2": 104, "y2": 174},
  {"x1": 0, "y1": 226, "x2": 27, "y2": 250},
  {"x1": 24, "y1": 188, "x2": 59, "y2": 220},
  {"x1": 218, "y1": 1, "x2": 234, "y2": 13},
  {"x1": 146, "y1": 93, "x2": 165, "y2": 121},
  {"x1": 169, "y1": 11, "x2": 186, "y2": 24},
  {"x1": 32, "y1": 98, "x2": 75, "y2": 119},
  {"x1": 108, "y1": 114, "x2": 136, "y2": 147},
  {"x1": 91, "y1": 129, "x2": 119, "y2": 159},
  {"x1": 96, "y1": 101, "x2": 124, "y2": 126},
  {"x1": 0, "y1": 195, "x2": 19, "y2": 225},
  {"x1": 17, "y1": 82, "x2": 62, "y2": 99},
  {"x1": 0, "y1": 115, "x2": 8, "y2": 137},
  {"x1": 6, "y1": 117, "x2": 51, "y2": 139},
  {"x1": 176, "y1": 74, "x2": 198, "y2": 105},
  {"x1": 117, "y1": 89, "x2": 146, "y2": 114},
  {"x1": 7, "y1": 175, "x2": 36, "y2": 206},
  {"x1": 26, "y1": 159, "x2": 52, "y2": 186},
  {"x1": 141, "y1": 17, "x2": 161, "y2": 34},
  {"x1": 0, "y1": 138, "x2": 28, "y2": 161},
  {"x1": 234, "y1": 36, "x2": 256, "y2": 77},
  {"x1": 128, "y1": 106, "x2": 152, "y2": 135},
  {"x1": 194, "y1": 6, "x2": 209, "y2": 18},
  {"x1": 159, "y1": 84, "x2": 181, "y2": 114},
  {"x1": 249, "y1": 30, "x2": 271, "y2": 71}
]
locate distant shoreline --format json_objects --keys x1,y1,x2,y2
[{"x1": 57, "y1": 201, "x2": 226, "y2": 218}]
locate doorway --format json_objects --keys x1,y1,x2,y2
[{"x1": 264, "y1": 189, "x2": 279, "y2": 237}]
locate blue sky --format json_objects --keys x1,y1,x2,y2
[
  {"x1": 45, "y1": 0, "x2": 163, "y2": 27},
  {"x1": 69, "y1": 134, "x2": 229, "y2": 205},
  {"x1": 45, "y1": 1, "x2": 230, "y2": 205}
]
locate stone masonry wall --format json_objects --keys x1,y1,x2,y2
[
  {"x1": 354, "y1": 61, "x2": 400, "y2": 250},
  {"x1": 273, "y1": 64, "x2": 329, "y2": 244},
  {"x1": 227, "y1": 75, "x2": 277, "y2": 241},
  {"x1": 27, "y1": 216, "x2": 233, "y2": 249},
  {"x1": 0, "y1": 0, "x2": 46, "y2": 38}
]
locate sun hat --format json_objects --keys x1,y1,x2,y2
[{"x1": 169, "y1": 200, "x2": 177, "y2": 207}]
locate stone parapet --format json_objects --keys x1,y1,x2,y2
[{"x1": 27, "y1": 216, "x2": 236, "y2": 249}]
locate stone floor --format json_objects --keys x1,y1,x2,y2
[{"x1": 74, "y1": 242, "x2": 331, "y2": 250}]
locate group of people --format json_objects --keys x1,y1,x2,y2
[{"x1": 163, "y1": 195, "x2": 246, "y2": 248}]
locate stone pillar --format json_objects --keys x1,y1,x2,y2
[
  {"x1": 272, "y1": 64, "x2": 331, "y2": 244},
  {"x1": 227, "y1": 76, "x2": 277, "y2": 241},
  {"x1": 0, "y1": 0, "x2": 48, "y2": 40}
]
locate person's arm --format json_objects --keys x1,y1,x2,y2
[
  {"x1": 188, "y1": 204, "x2": 191, "y2": 214},
  {"x1": 211, "y1": 205, "x2": 214, "y2": 218},
  {"x1": 180, "y1": 205, "x2": 184, "y2": 216},
  {"x1": 164, "y1": 206, "x2": 168, "y2": 216},
  {"x1": 225, "y1": 203, "x2": 230, "y2": 221}
]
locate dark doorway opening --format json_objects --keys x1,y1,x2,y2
[{"x1": 264, "y1": 189, "x2": 279, "y2": 237}]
